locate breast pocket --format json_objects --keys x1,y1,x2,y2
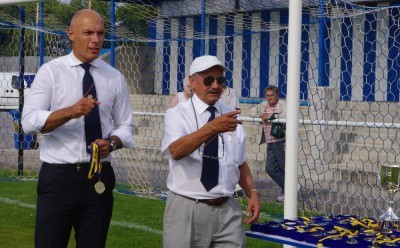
[{"x1": 227, "y1": 131, "x2": 245, "y2": 164}]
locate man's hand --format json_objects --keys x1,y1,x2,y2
[
  {"x1": 91, "y1": 139, "x2": 111, "y2": 159},
  {"x1": 70, "y1": 97, "x2": 101, "y2": 118},
  {"x1": 208, "y1": 109, "x2": 242, "y2": 133},
  {"x1": 244, "y1": 191, "x2": 260, "y2": 224}
]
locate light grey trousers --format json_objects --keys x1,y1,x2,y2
[{"x1": 163, "y1": 192, "x2": 245, "y2": 248}]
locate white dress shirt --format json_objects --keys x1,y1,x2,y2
[
  {"x1": 162, "y1": 93, "x2": 247, "y2": 199},
  {"x1": 22, "y1": 52, "x2": 135, "y2": 164}
]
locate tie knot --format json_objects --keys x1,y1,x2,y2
[
  {"x1": 80, "y1": 63, "x2": 91, "y2": 71},
  {"x1": 207, "y1": 106, "x2": 216, "y2": 114}
]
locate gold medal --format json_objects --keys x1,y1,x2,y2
[{"x1": 95, "y1": 181, "x2": 105, "y2": 194}]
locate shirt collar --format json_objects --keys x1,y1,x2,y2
[
  {"x1": 192, "y1": 93, "x2": 222, "y2": 116},
  {"x1": 66, "y1": 52, "x2": 101, "y2": 69}
]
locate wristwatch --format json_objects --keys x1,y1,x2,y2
[{"x1": 108, "y1": 138, "x2": 117, "y2": 152}]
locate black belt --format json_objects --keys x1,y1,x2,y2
[
  {"x1": 175, "y1": 193, "x2": 229, "y2": 207},
  {"x1": 43, "y1": 162, "x2": 111, "y2": 172}
]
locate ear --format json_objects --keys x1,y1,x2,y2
[
  {"x1": 67, "y1": 27, "x2": 74, "y2": 41},
  {"x1": 189, "y1": 75, "x2": 196, "y2": 90}
]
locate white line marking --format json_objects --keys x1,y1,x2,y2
[
  {"x1": 0, "y1": 196, "x2": 36, "y2": 209},
  {"x1": 0, "y1": 196, "x2": 162, "y2": 235},
  {"x1": 111, "y1": 221, "x2": 162, "y2": 235}
]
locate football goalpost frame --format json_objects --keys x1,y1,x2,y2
[{"x1": 285, "y1": 0, "x2": 302, "y2": 220}]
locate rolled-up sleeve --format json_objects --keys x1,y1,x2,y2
[
  {"x1": 22, "y1": 66, "x2": 53, "y2": 134},
  {"x1": 161, "y1": 109, "x2": 175, "y2": 157},
  {"x1": 161, "y1": 107, "x2": 189, "y2": 157},
  {"x1": 22, "y1": 109, "x2": 52, "y2": 134}
]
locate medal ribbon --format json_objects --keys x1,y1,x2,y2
[
  {"x1": 88, "y1": 143, "x2": 101, "y2": 179},
  {"x1": 349, "y1": 217, "x2": 378, "y2": 229},
  {"x1": 374, "y1": 236, "x2": 400, "y2": 245},
  {"x1": 317, "y1": 227, "x2": 357, "y2": 246}
]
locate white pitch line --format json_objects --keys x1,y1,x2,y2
[
  {"x1": 0, "y1": 196, "x2": 36, "y2": 209},
  {"x1": 111, "y1": 221, "x2": 162, "y2": 235},
  {"x1": 0, "y1": 196, "x2": 162, "y2": 236}
]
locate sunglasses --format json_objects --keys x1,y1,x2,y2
[
  {"x1": 203, "y1": 76, "x2": 226, "y2": 86},
  {"x1": 198, "y1": 133, "x2": 225, "y2": 159}
]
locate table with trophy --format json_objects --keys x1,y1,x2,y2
[{"x1": 247, "y1": 164, "x2": 400, "y2": 247}]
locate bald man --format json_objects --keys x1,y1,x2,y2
[{"x1": 22, "y1": 9, "x2": 135, "y2": 248}]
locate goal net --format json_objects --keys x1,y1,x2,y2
[{"x1": 0, "y1": 0, "x2": 399, "y2": 219}]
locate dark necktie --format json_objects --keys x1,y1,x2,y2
[
  {"x1": 81, "y1": 63, "x2": 102, "y2": 153},
  {"x1": 200, "y1": 106, "x2": 219, "y2": 191}
]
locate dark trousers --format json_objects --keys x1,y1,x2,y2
[
  {"x1": 266, "y1": 140, "x2": 285, "y2": 191},
  {"x1": 35, "y1": 162, "x2": 115, "y2": 248}
]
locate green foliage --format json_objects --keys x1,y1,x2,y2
[
  {"x1": 0, "y1": 35, "x2": 13, "y2": 57},
  {"x1": 116, "y1": 4, "x2": 157, "y2": 38},
  {"x1": 45, "y1": 0, "x2": 83, "y2": 26},
  {"x1": 0, "y1": 5, "x2": 23, "y2": 57}
]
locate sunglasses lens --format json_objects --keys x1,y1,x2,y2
[
  {"x1": 217, "y1": 76, "x2": 226, "y2": 85},
  {"x1": 203, "y1": 76, "x2": 226, "y2": 86},
  {"x1": 203, "y1": 76, "x2": 214, "y2": 86}
]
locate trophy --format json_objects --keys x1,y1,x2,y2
[{"x1": 379, "y1": 164, "x2": 400, "y2": 229}]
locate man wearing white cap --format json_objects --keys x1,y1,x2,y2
[{"x1": 162, "y1": 55, "x2": 260, "y2": 247}]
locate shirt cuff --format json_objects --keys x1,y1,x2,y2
[
  {"x1": 24, "y1": 110, "x2": 52, "y2": 134},
  {"x1": 110, "y1": 128, "x2": 135, "y2": 149}
]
